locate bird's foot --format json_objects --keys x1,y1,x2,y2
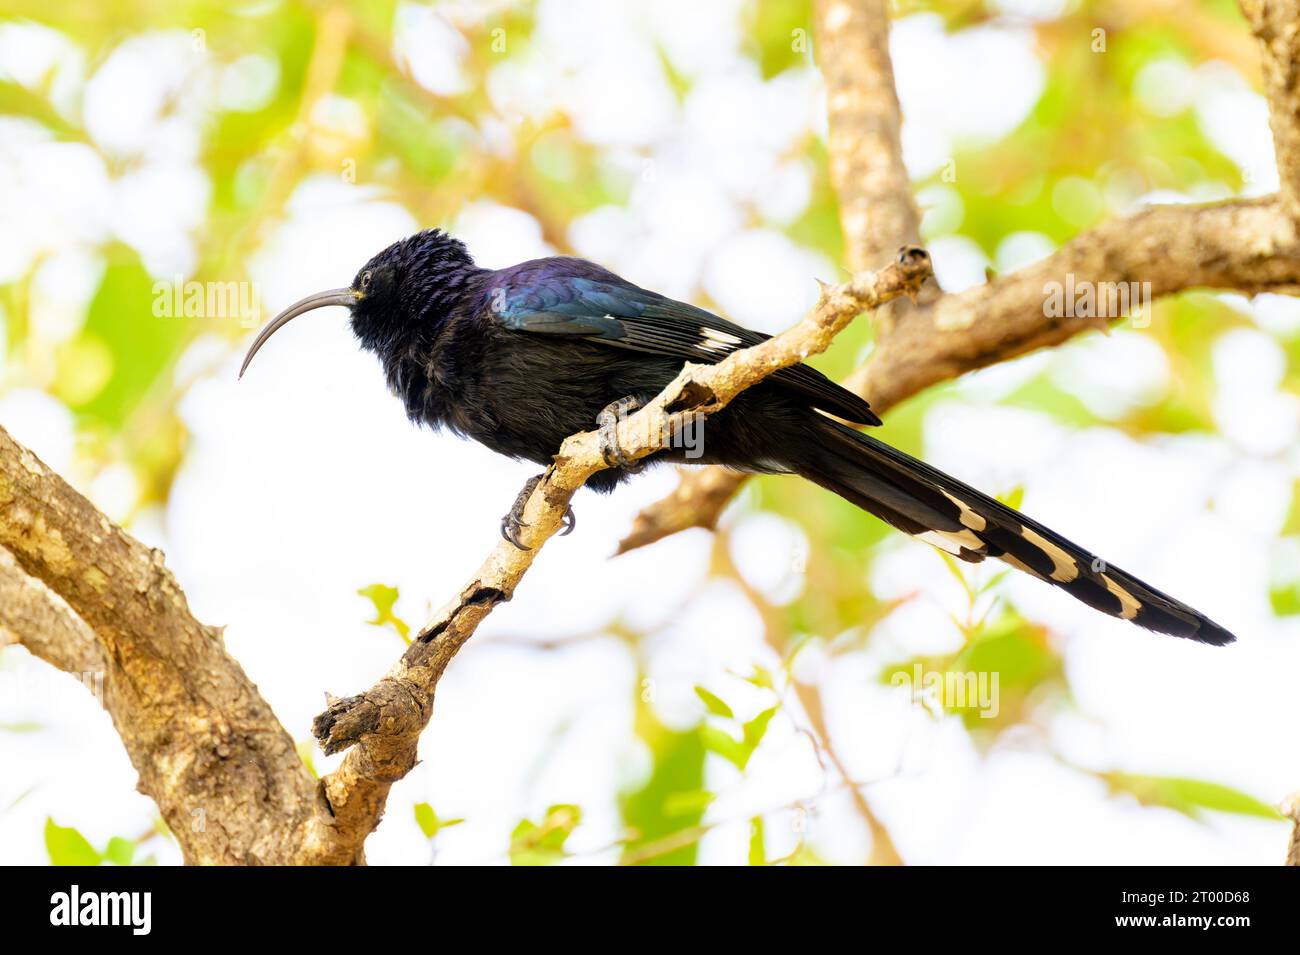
[
  {"x1": 597, "y1": 395, "x2": 645, "y2": 472},
  {"x1": 500, "y1": 473, "x2": 576, "y2": 551}
]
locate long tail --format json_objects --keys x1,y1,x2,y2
[{"x1": 786, "y1": 416, "x2": 1234, "y2": 646}]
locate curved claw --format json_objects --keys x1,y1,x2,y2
[
  {"x1": 500, "y1": 514, "x2": 531, "y2": 551},
  {"x1": 559, "y1": 506, "x2": 577, "y2": 536},
  {"x1": 500, "y1": 473, "x2": 576, "y2": 549}
]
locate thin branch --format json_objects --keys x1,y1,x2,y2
[
  {"x1": 309, "y1": 249, "x2": 935, "y2": 854},
  {"x1": 0, "y1": 545, "x2": 103, "y2": 676}
]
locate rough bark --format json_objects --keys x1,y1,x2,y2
[
  {"x1": 618, "y1": 198, "x2": 1300, "y2": 551},
  {"x1": 1241, "y1": 0, "x2": 1300, "y2": 221},
  {"x1": 816, "y1": 0, "x2": 922, "y2": 271},
  {"x1": 0, "y1": 429, "x2": 325, "y2": 863}
]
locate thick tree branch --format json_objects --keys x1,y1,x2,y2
[
  {"x1": 309, "y1": 250, "x2": 935, "y2": 841},
  {"x1": 620, "y1": 2, "x2": 1300, "y2": 556},
  {"x1": 0, "y1": 427, "x2": 357, "y2": 864},
  {"x1": 851, "y1": 196, "x2": 1300, "y2": 406},
  {"x1": 618, "y1": 195, "x2": 1300, "y2": 552},
  {"x1": 1241, "y1": 0, "x2": 1300, "y2": 219}
]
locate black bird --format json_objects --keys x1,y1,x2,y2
[{"x1": 240, "y1": 229, "x2": 1234, "y2": 646}]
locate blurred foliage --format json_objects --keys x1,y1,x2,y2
[
  {"x1": 619, "y1": 695, "x2": 708, "y2": 865},
  {"x1": 3, "y1": 0, "x2": 1295, "y2": 863},
  {"x1": 413, "y1": 802, "x2": 463, "y2": 839},
  {"x1": 45, "y1": 817, "x2": 158, "y2": 866},
  {"x1": 509, "y1": 803, "x2": 581, "y2": 865},
  {"x1": 1101, "y1": 773, "x2": 1283, "y2": 822},
  {"x1": 357, "y1": 582, "x2": 412, "y2": 643}
]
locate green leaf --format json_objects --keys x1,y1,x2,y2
[
  {"x1": 413, "y1": 802, "x2": 463, "y2": 840},
  {"x1": 1280, "y1": 481, "x2": 1300, "y2": 536},
  {"x1": 103, "y1": 836, "x2": 136, "y2": 867},
  {"x1": 357, "y1": 583, "x2": 411, "y2": 643},
  {"x1": 662, "y1": 790, "x2": 715, "y2": 817},
  {"x1": 879, "y1": 611, "x2": 1062, "y2": 732},
  {"x1": 296, "y1": 739, "x2": 318, "y2": 778},
  {"x1": 71, "y1": 246, "x2": 188, "y2": 428},
  {"x1": 45, "y1": 819, "x2": 101, "y2": 866},
  {"x1": 742, "y1": 706, "x2": 778, "y2": 750},
  {"x1": 743, "y1": 0, "x2": 813, "y2": 79},
  {"x1": 1105, "y1": 773, "x2": 1283, "y2": 821},
  {"x1": 700, "y1": 724, "x2": 750, "y2": 770},
  {"x1": 1270, "y1": 581, "x2": 1300, "y2": 616},
  {"x1": 620, "y1": 698, "x2": 707, "y2": 866},
  {"x1": 748, "y1": 816, "x2": 767, "y2": 866},
  {"x1": 701, "y1": 706, "x2": 777, "y2": 772},
  {"x1": 998, "y1": 486, "x2": 1025, "y2": 511},
  {"x1": 0, "y1": 721, "x2": 43, "y2": 733},
  {"x1": 414, "y1": 802, "x2": 439, "y2": 839},
  {"x1": 510, "y1": 804, "x2": 581, "y2": 866},
  {"x1": 694, "y1": 685, "x2": 734, "y2": 719},
  {"x1": 937, "y1": 550, "x2": 977, "y2": 606}
]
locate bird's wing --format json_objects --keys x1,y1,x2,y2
[{"x1": 490, "y1": 276, "x2": 881, "y2": 426}]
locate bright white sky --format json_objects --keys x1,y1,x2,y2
[{"x1": 1, "y1": 0, "x2": 1297, "y2": 865}]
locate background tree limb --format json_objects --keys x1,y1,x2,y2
[
  {"x1": 613, "y1": 0, "x2": 1300, "y2": 553},
  {"x1": 0, "y1": 545, "x2": 103, "y2": 676},
  {"x1": 1241, "y1": 0, "x2": 1300, "y2": 220}
]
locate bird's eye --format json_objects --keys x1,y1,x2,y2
[{"x1": 360, "y1": 270, "x2": 373, "y2": 290}]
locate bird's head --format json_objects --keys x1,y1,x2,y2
[{"x1": 238, "y1": 228, "x2": 478, "y2": 378}]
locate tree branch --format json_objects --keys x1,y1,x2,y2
[
  {"x1": 309, "y1": 249, "x2": 935, "y2": 845},
  {"x1": 1241, "y1": 0, "x2": 1300, "y2": 220},
  {"x1": 617, "y1": 195, "x2": 1300, "y2": 552},
  {"x1": 1286, "y1": 790, "x2": 1300, "y2": 865},
  {"x1": 0, "y1": 545, "x2": 103, "y2": 676},
  {"x1": 816, "y1": 0, "x2": 922, "y2": 270},
  {"x1": 619, "y1": 1, "x2": 1300, "y2": 555},
  {"x1": 851, "y1": 196, "x2": 1300, "y2": 407},
  {"x1": 0, "y1": 427, "x2": 345, "y2": 864}
]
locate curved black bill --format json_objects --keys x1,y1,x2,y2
[{"x1": 238, "y1": 288, "x2": 357, "y2": 378}]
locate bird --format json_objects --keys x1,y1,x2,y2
[{"x1": 239, "y1": 228, "x2": 1235, "y2": 646}]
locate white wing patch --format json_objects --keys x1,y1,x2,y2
[{"x1": 699, "y1": 326, "x2": 743, "y2": 353}]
